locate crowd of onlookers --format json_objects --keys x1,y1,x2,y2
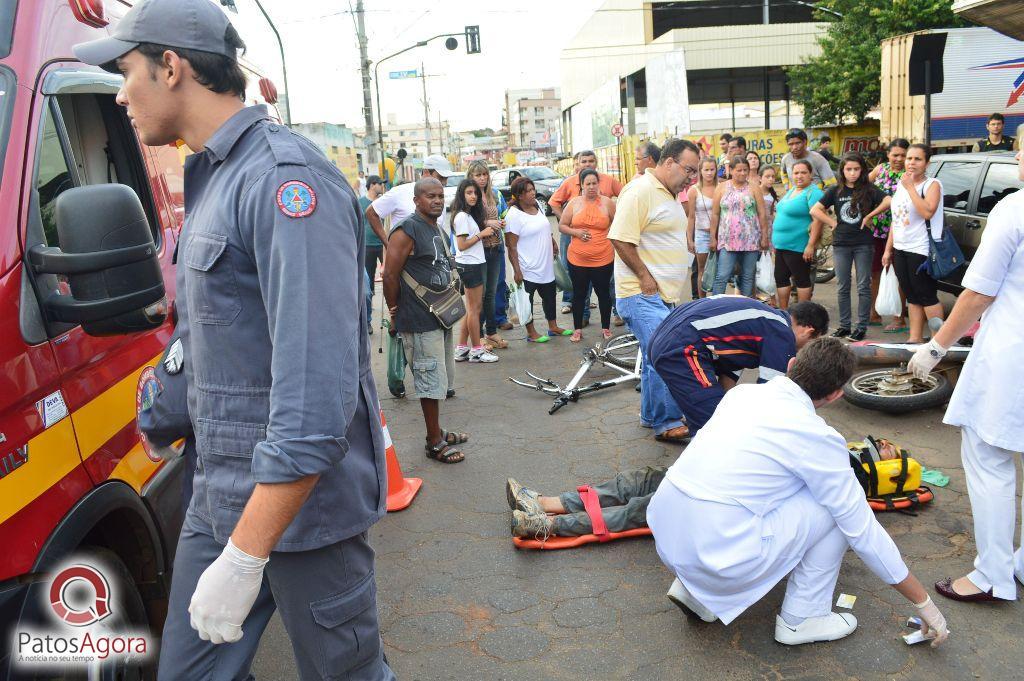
[{"x1": 359, "y1": 113, "x2": 1018, "y2": 463}]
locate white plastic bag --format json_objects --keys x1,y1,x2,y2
[
  {"x1": 755, "y1": 251, "x2": 776, "y2": 295},
  {"x1": 875, "y1": 265, "x2": 901, "y2": 317},
  {"x1": 510, "y1": 283, "x2": 533, "y2": 327}
]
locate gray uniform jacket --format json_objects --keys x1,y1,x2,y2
[{"x1": 178, "y1": 105, "x2": 386, "y2": 551}]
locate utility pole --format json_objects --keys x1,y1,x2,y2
[
  {"x1": 420, "y1": 61, "x2": 431, "y2": 155},
  {"x1": 354, "y1": 0, "x2": 377, "y2": 165}
]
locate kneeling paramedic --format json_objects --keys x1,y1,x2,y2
[
  {"x1": 648, "y1": 296, "x2": 828, "y2": 435},
  {"x1": 74, "y1": 2, "x2": 393, "y2": 679},
  {"x1": 647, "y1": 338, "x2": 949, "y2": 647}
]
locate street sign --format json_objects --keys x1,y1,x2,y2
[
  {"x1": 389, "y1": 70, "x2": 419, "y2": 79},
  {"x1": 611, "y1": 123, "x2": 625, "y2": 138}
]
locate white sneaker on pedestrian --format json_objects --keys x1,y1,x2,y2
[
  {"x1": 454, "y1": 346, "x2": 470, "y2": 362},
  {"x1": 774, "y1": 612, "x2": 857, "y2": 645},
  {"x1": 469, "y1": 349, "x2": 499, "y2": 363},
  {"x1": 666, "y1": 578, "x2": 716, "y2": 622}
]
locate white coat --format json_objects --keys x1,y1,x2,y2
[
  {"x1": 648, "y1": 377, "x2": 908, "y2": 624},
  {"x1": 943, "y1": 188, "x2": 1024, "y2": 450}
]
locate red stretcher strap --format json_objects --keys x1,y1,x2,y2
[{"x1": 577, "y1": 485, "x2": 610, "y2": 541}]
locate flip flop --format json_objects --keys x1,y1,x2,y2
[
  {"x1": 549, "y1": 329, "x2": 573, "y2": 337},
  {"x1": 868, "y1": 321, "x2": 883, "y2": 327},
  {"x1": 883, "y1": 325, "x2": 908, "y2": 334},
  {"x1": 526, "y1": 335, "x2": 550, "y2": 343},
  {"x1": 570, "y1": 331, "x2": 583, "y2": 343}
]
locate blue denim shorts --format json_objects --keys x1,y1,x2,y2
[{"x1": 694, "y1": 229, "x2": 711, "y2": 255}]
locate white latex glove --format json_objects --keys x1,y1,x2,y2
[
  {"x1": 189, "y1": 538, "x2": 268, "y2": 644},
  {"x1": 915, "y1": 596, "x2": 949, "y2": 648},
  {"x1": 907, "y1": 338, "x2": 947, "y2": 380}
]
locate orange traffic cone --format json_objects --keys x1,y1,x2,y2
[{"x1": 381, "y1": 409, "x2": 422, "y2": 511}]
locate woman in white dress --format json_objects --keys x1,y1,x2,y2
[{"x1": 909, "y1": 144, "x2": 1024, "y2": 604}]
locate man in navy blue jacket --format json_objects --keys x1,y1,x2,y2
[{"x1": 648, "y1": 296, "x2": 829, "y2": 435}]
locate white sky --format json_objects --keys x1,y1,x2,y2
[{"x1": 258, "y1": 0, "x2": 605, "y2": 132}]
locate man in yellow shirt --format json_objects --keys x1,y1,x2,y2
[{"x1": 609, "y1": 138, "x2": 700, "y2": 442}]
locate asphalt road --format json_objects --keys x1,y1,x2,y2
[{"x1": 252, "y1": 247, "x2": 1018, "y2": 680}]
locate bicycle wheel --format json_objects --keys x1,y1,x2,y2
[{"x1": 601, "y1": 333, "x2": 641, "y2": 369}]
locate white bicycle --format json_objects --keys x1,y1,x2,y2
[{"x1": 509, "y1": 332, "x2": 642, "y2": 414}]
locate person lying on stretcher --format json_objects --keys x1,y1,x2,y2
[{"x1": 507, "y1": 467, "x2": 666, "y2": 539}]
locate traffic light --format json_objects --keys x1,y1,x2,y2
[{"x1": 465, "y1": 25, "x2": 480, "y2": 54}]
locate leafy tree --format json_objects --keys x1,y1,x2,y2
[{"x1": 788, "y1": 0, "x2": 968, "y2": 126}]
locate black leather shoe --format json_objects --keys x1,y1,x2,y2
[
  {"x1": 831, "y1": 327, "x2": 851, "y2": 338},
  {"x1": 848, "y1": 328, "x2": 866, "y2": 341}
]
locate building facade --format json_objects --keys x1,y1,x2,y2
[
  {"x1": 559, "y1": 0, "x2": 830, "y2": 151},
  {"x1": 375, "y1": 114, "x2": 460, "y2": 161},
  {"x1": 289, "y1": 122, "x2": 366, "y2": 180},
  {"x1": 505, "y1": 87, "x2": 562, "y2": 152}
]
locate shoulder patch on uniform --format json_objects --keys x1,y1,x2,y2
[{"x1": 276, "y1": 180, "x2": 317, "y2": 218}]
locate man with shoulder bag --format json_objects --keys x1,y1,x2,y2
[{"x1": 383, "y1": 178, "x2": 469, "y2": 464}]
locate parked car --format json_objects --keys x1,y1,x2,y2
[
  {"x1": 443, "y1": 172, "x2": 466, "y2": 210},
  {"x1": 491, "y1": 166, "x2": 566, "y2": 215},
  {"x1": 925, "y1": 151, "x2": 1021, "y2": 294}
]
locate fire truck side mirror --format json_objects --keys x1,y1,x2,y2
[{"x1": 29, "y1": 184, "x2": 167, "y2": 336}]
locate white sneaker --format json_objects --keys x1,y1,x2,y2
[
  {"x1": 454, "y1": 346, "x2": 470, "y2": 362},
  {"x1": 666, "y1": 578, "x2": 716, "y2": 622},
  {"x1": 774, "y1": 612, "x2": 857, "y2": 645},
  {"x1": 469, "y1": 349, "x2": 499, "y2": 363}
]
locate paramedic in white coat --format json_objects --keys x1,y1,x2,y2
[
  {"x1": 648, "y1": 338, "x2": 949, "y2": 646},
  {"x1": 909, "y1": 144, "x2": 1024, "y2": 603}
]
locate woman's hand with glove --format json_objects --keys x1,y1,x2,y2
[{"x1": 915, "y1": 596, "x2": 949, "y2": 647}]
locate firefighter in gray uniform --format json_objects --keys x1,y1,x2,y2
[{"x1": 74, "y1": 1, "x2": 393, "y2": 679}]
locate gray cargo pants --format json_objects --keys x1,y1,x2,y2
[
  {"x1": 553, "y1": 466, "x2": 667, "y2": 536},
  {"x1": 158, "y1": 515, "x2": 395, "y2": 681}
]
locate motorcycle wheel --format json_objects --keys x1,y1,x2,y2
[
  {"x1": 814, "y1": 244, "x2": 835, "y2": 284},
  {"x1": 842, "y1": 369, "x2": 953, "y2": 413}
]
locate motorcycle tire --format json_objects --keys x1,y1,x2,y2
[
  {"x1": 814, "y1": 267, "x2": 836, "y2": 284},
  {"x1": 842, "y1": 369, "x2": 953, "y2": 414}
]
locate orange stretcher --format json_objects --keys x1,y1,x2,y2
[{"x1": 512, "y1": 485, "x2": 654, "y2": 550}]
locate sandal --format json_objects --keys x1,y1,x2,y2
[
  {"x1": 602, "y1": 329, "x2": 612, "y2": 340},
  {"x1": 486, "y1": 335, "x2": 509, "y2": 349},
  {"x1": 441, "y1": 430, "x2": 469, "y2": 445},
  {"x1": 570, "y1": 330, "x2": 582, "y2": 343},
  {"x1": 425, "y1": 440, "x2": 465, "y2": 464}
]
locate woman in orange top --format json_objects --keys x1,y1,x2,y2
[{"x1": 559, "y1": 168, "x2": 617, "y2": 341}]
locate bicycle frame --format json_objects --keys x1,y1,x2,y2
[{"x1": 509, "y1": 335, "x2": 642, "y2": 414}]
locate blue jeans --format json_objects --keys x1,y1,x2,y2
[
  {"x1": 496, "y1": 255, "x2": 509, "y2": 326},
  {"x1": 834, "y1": 244, "x2": 873, "y2": 330},
  {"x1": 482, "y1": 246, "x2": 503, "y2": 335},
  {"x1": 712, "y1": 249, "x2": 758, "y2": 296},
  {"x1": 616, "y1": 293, "x2": 685, "y2": 435}
]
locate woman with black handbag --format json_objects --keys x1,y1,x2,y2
[{"x1": 881, "y1": 144, "x2": 945, "y2": 344}]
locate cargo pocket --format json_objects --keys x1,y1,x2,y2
[
  {"x1": 310, "y1": 573, "x2": 381, "y2": 680},
  {"x1": 411, "y1": 358, "x2": 439, "y2": 397},
  {"x1": 195, "y1": 417, "x2": 265, "y2": 510},
  {"x1": 185, "y1": 231, "x2": 241, "y2": 325}
]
